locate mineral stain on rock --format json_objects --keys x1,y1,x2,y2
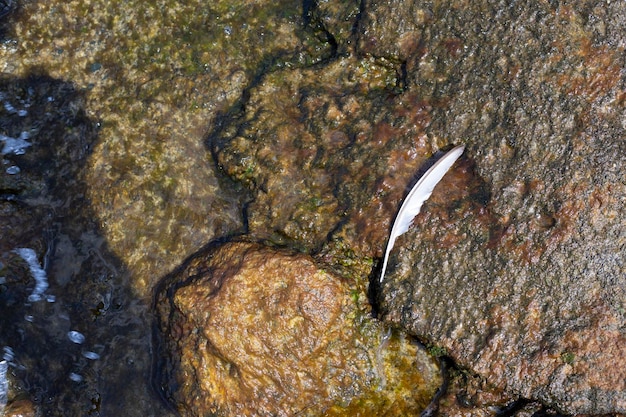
[
  {"x1": 357, "y1": 0, "x2": 626, "y2": 415},
  {"x1": 379, "y1": 138, "x2": 626, "y2": 415},
  {"x1": 155, "y1": 242, "x2": 442, "y2": 416}
]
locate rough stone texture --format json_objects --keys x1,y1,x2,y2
[
  {"x1": 436, "y1": 367, "x2": 521, "y2": 417},
  {"x1": 364, "y1": 0, "x2": 626, "y2": 415},
  {"x1": 213, "y1": 55, "x2": 453, "y2": 260},
  {"x1": 2, "y1": 0, "x2": 624, "y2": 415},
  {"x1": 155, "y1": 241, "x2": 442, "y2": 416},
  {"x1": 306, "y1": 0, "x2": 361, "y2": 55},
  {"x1": 2, "y1": 398, "x2": 37, "y2": 417},
  {"x1": 211, "y1": 1, "x2": 626, "y2": 413}
]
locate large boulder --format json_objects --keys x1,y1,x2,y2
[
  {"x1": 155, "y1": 241, "x2": 442, "y2": 416},
  {"x1": 366, "y1": 0, "x2": 626, "y2": 414},
  {"x1": 378, "y1": 119, "x2": 626, "y2": 417}
]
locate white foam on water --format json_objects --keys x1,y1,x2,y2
[
  {"x1": 2, "y1": 347, "x2": 14, "y2": 363},
  {"x1": 0, "y1": 360, "x2": 7, "y2": 413},
  {"x1": 2, "y1": 97, "x2": 29, "y2": 116},
  {"x1": 3, "y1": 101, "x2": 16, "y2": 113},
  {"x1": 14, "y1": 248, "x2": 49, "y2": 302},
  {"x1": 0, "y1": 131, "x2": 31, "y2": 155}
]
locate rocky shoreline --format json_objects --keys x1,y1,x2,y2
[{"x1": 1, "y1": 0, "x2": 624, "y2": 415}]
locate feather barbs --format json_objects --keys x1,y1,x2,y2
[{"x1": 379, "y1": 145, "x2": 465, "y2": 283}]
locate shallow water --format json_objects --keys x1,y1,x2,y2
[
  {"x1": 0, "y1": 0, "x2": 262, "y2": 414},
  {"x1": 0, "y1": 0, "x2": 431, "y2": 414},
  {"x1": 0, "y1": 74, "x2": 178, "y2": 415}
]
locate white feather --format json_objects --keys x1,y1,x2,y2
[{"x1": 379, "y1": 145, "x2": 465, "y2": 283}]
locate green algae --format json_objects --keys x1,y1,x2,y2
[{"x1": 0, "y1": 0, "x2": 343, "y2": 296}]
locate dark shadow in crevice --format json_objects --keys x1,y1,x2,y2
[{"x1": 302, "y1": 0, "x2": 339, "y2": 58}]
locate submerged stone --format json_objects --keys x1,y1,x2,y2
[
  {"x1": 0, "y1": 0, "x2": 336, "y2": 296},
  {"x1": 213, "y1": 56, "x2": 445, "y2": 262},
  {"x1": 0, "y1": 74, "x2": 171, "y2": 417},
  {"x1": 155, "y1": 241, "x2": 441, "y2": 416}
]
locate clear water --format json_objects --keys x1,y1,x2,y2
[{"x1": 0, "y1": 74, "x2": 177, "y2": 416}]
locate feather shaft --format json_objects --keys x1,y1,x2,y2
[{"x1": 379, "y1": 145, "x2": 465, "y2": 283}]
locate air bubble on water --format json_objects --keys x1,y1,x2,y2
[
  {"x1": 82, "y1": 351, "x2": 100, "y2": 360},
  {"x1": 68, "y1": 372, "x2": 82, "y2": 382},
  {"x1": 67, "y1": 331, "x2": 85, "y2": 344},
  {"x1": 68, "y1": 330, "x2": 86, "y2": 344},
  {"x1": 6, "y1": 166, "x2": 20, "y2": 174}
]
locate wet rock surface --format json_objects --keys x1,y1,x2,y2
[
  {"x1": 155, "y1": 241, "x2": 442, "y2": 416},
  {"x1": 213, "y1": 55, "x2": 449, "y2": 261},
  {"x1": 0, "y1": 0, "x2": 327, "y2": 294},
  {"x1": 366, "y1": 0, "x2": 626, "y2": 415},
  {"x1": 212, "y1": 0, "x2": 626, "y2": 415}
]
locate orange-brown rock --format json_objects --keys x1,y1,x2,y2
[{"x1": 155, "y1": 241, "x2": 441, "y2": 416}]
